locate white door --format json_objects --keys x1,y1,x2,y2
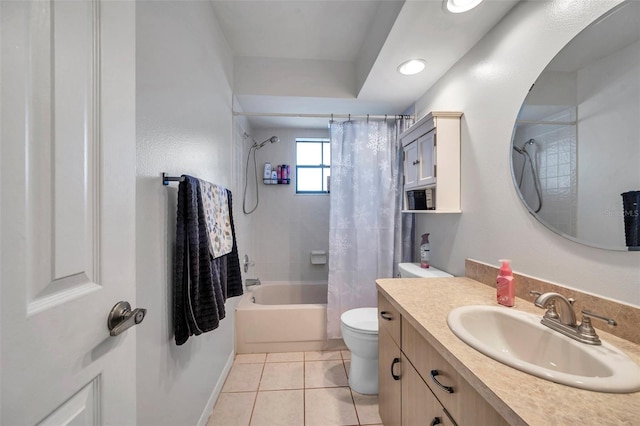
[{"x1": 1, "y1": 1, "x2": 137, "y2": 424}]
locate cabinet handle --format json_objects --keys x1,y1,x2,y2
[
  {"x1": 391, "y1": 357, "x2": 401, "y2": 380},
  {"x1": 430, "y1": 370, "x2": 454, "y2": 394},
  {"x1": 380, "y1": 311, "x2": 393, "y2": 321},
  {"x1": 430, "y1": 418, "x2": 442, "y2": 426},
  {"x1": 412, "y1": 160, "x2": 420, "y2": 165}
]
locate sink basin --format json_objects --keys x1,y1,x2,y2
[{"x1": 447, "y1": 305, "x2": 640, "y2": 393}]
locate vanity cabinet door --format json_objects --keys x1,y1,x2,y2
[
  {"x1": 379, "y1": 292, "x2": 401, "y2": 347},
  {"x1": 402, "y1": 318, "x2": 508, "y2": 426},
  {"x1": 402, "y1": 354, "x2": 454, "y2": 426},
  {"x1": 379, "y1": 327, "x2": 402, "y2": 426}
]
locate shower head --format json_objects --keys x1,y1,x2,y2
[
  {"x1": 254, "y1": 136, "x2": 279, "y2": 150},
  {"x1": 513, "y1": 138, "x2": 535, "y2": 154}
]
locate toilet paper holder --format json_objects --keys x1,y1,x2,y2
[{"x1": 310, "y1": 250, "x2": 327, "y2": 265}]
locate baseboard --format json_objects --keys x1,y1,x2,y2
[
  {"x1": 196, "y1": 350, "x2": 235, "y2": 426},
  {"x1": 236, "y1": 338, "x2": 346, "y2": 354}
]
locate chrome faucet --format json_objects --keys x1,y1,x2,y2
[
  {"x1": 532, "y1": 291, "x2": 577, "y2": 326},
  {"x1": 530, "y1": 291, "x2": 617, "y2": 345}
]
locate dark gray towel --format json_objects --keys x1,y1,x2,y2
[
  {"x1": 173, "y1": 176, "x2": 243, "y2": 345},
  {"x1": 223, "y1": 190, "x2": 243, "y2": 299}
]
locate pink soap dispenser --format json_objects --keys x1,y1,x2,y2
[{"x1": 496, "y1": 259, "x2": 515, "y2": 307}]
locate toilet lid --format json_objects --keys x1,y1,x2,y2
[{"x1": 341, "y1": 308, "x2": 378, "y2": 334}]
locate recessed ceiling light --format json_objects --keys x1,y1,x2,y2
[
  {"x1": 397, "y1": 59, "x2": 426, "y2": 76},
  {"x1": 444, "y1": 0, "x2": 484, "y2": 14}
]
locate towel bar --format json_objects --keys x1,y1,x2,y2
[{"x1": 162, "y1": 173, "x2": 185, "y2": 185}]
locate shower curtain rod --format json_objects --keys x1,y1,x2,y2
[{"x1": 233, "y1": 111, "x2": 413, "y2": 121}]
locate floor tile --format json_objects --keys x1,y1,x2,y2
[
  {"x1": 305, "y1": 387, "x2": 359, "y2": 426},
  {"x1": 207, "y1": 392, "x2": 255, "y2": 426},
  {"x1": 259, "y1": 362, "x2": 304, "y2": 391},
  {"x1": 222, "y1": 363, "x2": 264, "y2": 392},
  {"x1": 344, "y1": 360, "x2": 351, "y2": 378},
  {"x1": 305, "y1": 360, "x2": 349, "y2": 388},
  {"x1": 266, "y1": 352, "x2": 304, "y2": 363},
  {"x1": 235, "y1": 353, "x2": 267, "y2": 364},
  {"x1": 304, "y1": 350, "x2": 342, "y2": 361},
  {"x1": 351, "y1": 390, "x2": 382, "y2": 425},
  {"x1": 250, "y1": 390, "x2": 304, "y2": 426},
  {"x1": 341, "y1": 350, "x2": 351, "y2": 360}
]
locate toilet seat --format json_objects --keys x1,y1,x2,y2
[{"x1": 340, "y1": 308, "x2": 378, "y2": 335}]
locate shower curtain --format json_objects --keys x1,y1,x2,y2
[{"x1": 326, "y1": 117, "x2": 412, "y2": 339}]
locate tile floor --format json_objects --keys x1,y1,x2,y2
[{"x1": 207, "y1": 350, "x2": 383, "y2": 426}]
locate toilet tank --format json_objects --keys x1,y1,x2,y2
[{"x1": 398, "y1": 262, "x2": 453, "y2": 278}]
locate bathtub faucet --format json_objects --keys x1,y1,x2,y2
[{"x1": 245, "y1": 278, "x2": 261, "y2": 288}]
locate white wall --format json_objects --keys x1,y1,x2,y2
[
  {"x1": 135, "y1": 2, "x2": 243, "y2": 425},
  {"x1": 244, "y1": 128, "x2": 331, "y2": 282},
  {"x1": 414, "y1": 0, "x2": 640, "y2": 306}
]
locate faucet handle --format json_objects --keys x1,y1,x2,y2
[
  {"x1": 576, "y1": 310, "x2": 617, "y2": 345},
  {"x1": 581, "y1": 310, "x2": 617, "y2": 326}
]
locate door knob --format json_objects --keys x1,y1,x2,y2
[{"x1": 107, "y1": 301, "x2": 147, "y2": 336}]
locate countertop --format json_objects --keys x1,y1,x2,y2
[{"x1": 376, "y1": 277, "x2": 640, "y2": 426}]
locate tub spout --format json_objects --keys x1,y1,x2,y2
[{"x1": 246, "y1": 278, "x2": 261, "y2": 288}]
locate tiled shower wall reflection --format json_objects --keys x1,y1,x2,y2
[{"x1": 513, "y1": 107, "x2": 577, "y2": 237}]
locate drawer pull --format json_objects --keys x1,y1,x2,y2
[
  {"x1": 380, "y1": 311, "x2": 393, "y2": 321},
  {"x1": 430, "y1": 370, "x2": 454, "y2": 394},
  {"x1": 430, "y1": 418, "x2": 442, "y2": 426},
  {"x1": 391, "y1": 357, "x2": 401, "y2": 380}
]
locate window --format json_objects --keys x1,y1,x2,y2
[{"x1": 296, "y1": 138, "x2": 330, "y2": 193}]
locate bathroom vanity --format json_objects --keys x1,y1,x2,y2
[{"x1": 377, "y1": 277, "x2": 640, "y2": 425}]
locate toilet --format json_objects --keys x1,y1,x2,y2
[
  {"x1": 397, "y1": 262, "x2": 453, "y2": 279},
  {"x1": 340, "y1": 263, "x2": 453, "y2": 395},
  {"x1": 340, "y1": 307, "x2": 379, "y2": 395}
]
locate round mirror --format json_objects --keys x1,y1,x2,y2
[{"x1": 511, "y1": 1, "x2": 640, "y2": 251}]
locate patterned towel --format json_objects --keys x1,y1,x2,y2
[{"x1": 199, "y1": 180, "x2": 233, "y2": 259}]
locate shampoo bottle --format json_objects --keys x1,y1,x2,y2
[
  {"x1": 420, "y1": 233, "x2": 430, "y2": 268},
  {"x1": 496, "y1": 259, "x2": 515, "y2": 307}
]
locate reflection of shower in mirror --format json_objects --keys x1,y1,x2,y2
[{"x1": 513, "y1": 139, "x2": 542, "y2": 213}]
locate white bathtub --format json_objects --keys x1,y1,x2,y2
[{"x1": 235, "y1": 282, "x2": 346, "y2": 354}]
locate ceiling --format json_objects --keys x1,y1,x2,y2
[{"x1": 211, "y1": 0, "x2": 520, "y2": 129}]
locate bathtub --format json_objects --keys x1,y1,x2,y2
[{"x1": 235, "y1": 282, "x2": 346, "y2": 354}]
